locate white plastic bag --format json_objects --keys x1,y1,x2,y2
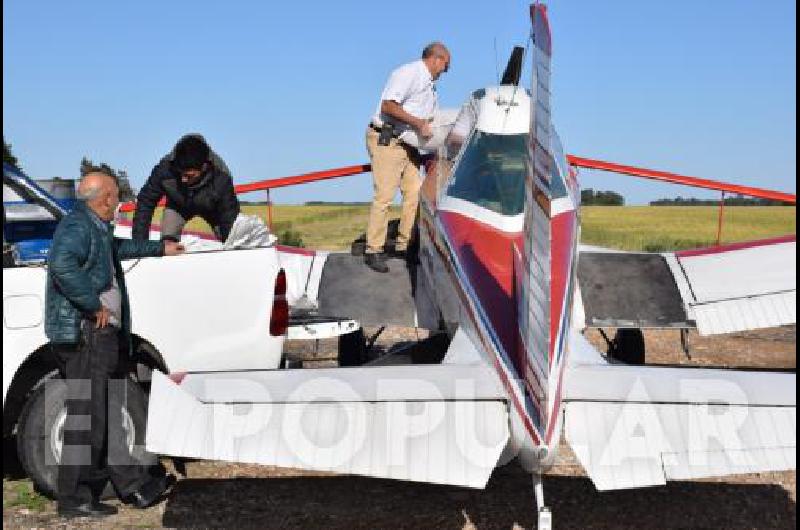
[
  {"x1": 223, "y1": 214, "x2": 277, "y2": 249},
  {"x1": 180, "y1": 214, "x2": 276, "y2": 252}
]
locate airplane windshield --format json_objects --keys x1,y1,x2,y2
[{"x1": 447, "y1": 131, "x2": 568, "y2": 216}]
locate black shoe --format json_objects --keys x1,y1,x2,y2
[
  {"x1": 58, "y1": 501, "x2": 118, "y2": 518},
  {"x1": 123, "y1": 473, "x2": 177, "y2": 509},
  {"x1": 389, "y1": 248, "x2": 407, "y2": 260},
  {"x1": 364, "y1": 252, "x2": 389, "y2": 273}
]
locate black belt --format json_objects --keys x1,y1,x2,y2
[{"x1": 369, "y1": 122, "x2": 401, "y2": 137}]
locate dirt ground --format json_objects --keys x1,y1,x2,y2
[{"x1": 3, "y1": 326, "x2": 795, "y2": 529}]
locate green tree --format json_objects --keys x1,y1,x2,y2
[
  {"x1": 581, "y1": 188, "x2": 625, "y2": 206},
  {"x1": 4, "y1": 137, "x2": 20, "y2": 169},
  {"x1": 116, "y1": 170, "x2": 135, "y2": 202}
]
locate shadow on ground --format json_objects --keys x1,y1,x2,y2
[{"x1": 162, "y1": 465, "x2": 796, "y2": 529}]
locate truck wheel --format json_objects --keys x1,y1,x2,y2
[
  {"x1": 608, "y1": 328, "x2": 646, "y2": 365},
  {"x1": 338, "y1": 329, "x2": 367, "y2": 367},
  {"x1": 15, "y1": 375, "x2": 149, "y2": 499}
]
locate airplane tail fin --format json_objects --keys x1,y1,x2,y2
[{"x1": 516, "y1": 3, "x2": 556, "y2": 437}]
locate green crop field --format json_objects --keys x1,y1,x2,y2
[
  {"x1": 579, "y1": 206, "x2": 795, "y2": 251},
  {"x1": 128, "y1": 205, "x2": 795, "y2": 252}
]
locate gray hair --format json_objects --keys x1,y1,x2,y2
[{"x1": 422, "y1": 42, "x2": 448, "y2": 59}]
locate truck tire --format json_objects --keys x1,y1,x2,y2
[
  {"x1": 15, "y1": 375, "x2": 149, "y2": 499},
  {"x1": 608, "y1": 328, "x2": 646, "y2": 365}
]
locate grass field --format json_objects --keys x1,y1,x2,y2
[
  {"x1": 132, "y1": 205, "x2": 795, "y2": 252},
  {"x1": 580, "y1": 206, "x2": 795, "y2": 251}
]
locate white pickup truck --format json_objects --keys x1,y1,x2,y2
[{"x1": 2, "y1": 165, "x2": 353, "y2": 496}]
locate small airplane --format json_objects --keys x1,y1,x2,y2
[{"x1": 142, "y1": 4, "x2": 796, "y2": 528}]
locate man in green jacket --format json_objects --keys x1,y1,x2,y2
[{"x1": 45, "y1": 171, "x2": 183, "y2": 518}]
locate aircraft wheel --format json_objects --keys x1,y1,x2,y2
[{"x1": 608, "y1": 328, "x2": 645, "y2": 365}]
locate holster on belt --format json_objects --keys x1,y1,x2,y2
[{"x1": 378, "y1": 122, "x2": 394, "y2": 146}]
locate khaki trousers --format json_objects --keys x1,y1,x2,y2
[{"x1": 365, "y1": 128, "x2": 422, "y2": 253}]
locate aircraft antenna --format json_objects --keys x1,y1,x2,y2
[
  {"x1": 501, "y1": 35, "x2": 532, "y2": 131},
  {"x1": 493, "y1": 37, "x2": 501, "y2": 85}
]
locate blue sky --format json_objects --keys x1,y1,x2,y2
[{"x1": 3, "y1": 0, "x2": 796, "y2": 205}]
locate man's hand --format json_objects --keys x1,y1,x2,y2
[
  {"x1": 416, "y1": 119, "x2": 434, "y2": 140},
  {"x1": 164, "y1": 241, "x2": 186, "y2": 256},
  {"x1": 94, "y1": 307, "x2": 111, "y2": 328},
  {"x1": 381, "y1": 100, "x2": 434, "y2": 139}
]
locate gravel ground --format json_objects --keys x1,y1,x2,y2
[{"x1": 3, "y1": 326, "x2": 795, "y2": 529}]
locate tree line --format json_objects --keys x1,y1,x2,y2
[
  {"x1": 649, "y1": 196, "x2": 789, "y2": 206},
  {"x1": 4, "y1": 136, "x2": 136, "y2": 202},
  {"x1": 4, "y1": 137, "x2": 20, "y2": 169},
  {"x1": 581, "y1": 189, "x2": 625, "y2": 205}
]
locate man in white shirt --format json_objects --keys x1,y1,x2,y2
[{"x1": 365, "y1": 42, "x2": 451, "y2": 273}]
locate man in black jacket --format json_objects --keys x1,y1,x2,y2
[{"x1": 132, "y1": 134, "x2": 240, "y2": 242}]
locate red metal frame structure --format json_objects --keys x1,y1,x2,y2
[
  {"x1": 567, "y1": 155, "x2": 796, "y2": 245},
  {"x1": 232, "y1": 164, "x2": 372, "y2": 194},
  {"x1": 230, "y1": 164, "x2": 371, "y2": 229},
  {"x1": 566, "y1": 155, "x2": 797, "y2": 204},
  {"x1": 118, "y1": 157, "x2": 795, "y2": 242},
  {"x1": 716, "y1": 191, "x2": 726, "y2": 245}
]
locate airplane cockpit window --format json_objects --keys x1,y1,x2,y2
[
  {"x1": 446, "y1": 130, "x2": 570, "y2": 217},
  {"x1": 447, "y1": 131, "x2": 528, "y2": 216}
]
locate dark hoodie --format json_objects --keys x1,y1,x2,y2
[{"x1": 131, "y1": 134, "x2": 240, "y2": 241}]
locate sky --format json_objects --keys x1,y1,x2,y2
[{"x1": 3, "y1": 0, "x2": 796, "y2": 205}]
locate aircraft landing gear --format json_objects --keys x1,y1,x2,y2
[{"x1": 533, "y1": 472, "x2": 552, "y2": 530}]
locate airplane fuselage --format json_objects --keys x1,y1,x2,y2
[{"x1": 416, "y1": 84, "x2": 580, "y2": 470}]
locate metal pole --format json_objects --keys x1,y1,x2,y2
[
  {"x1": 532, "y1": 473, "x2": 552, "y2": 530},
  {"x1": 267, "y1": 189, "x2": 273, "y2": 230},
  {"x1": 716, "y1": 191, "x2": 726, "y2": 246}
]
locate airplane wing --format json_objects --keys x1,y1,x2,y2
[
  {"x1": 563, "y1": 328, "x2": 796, "y2": 491},
  {"x1": 145, "y1": 329, "x2": 511, "y2": 489},
  {"x1": 578, "y1": 236, "x2": 796, "y2": 335}
]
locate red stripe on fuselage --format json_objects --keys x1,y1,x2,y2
[
  {"x1": 543, "y1": 209, "x2": 578, "y2": 441},
  {"x1": 438, "y1": 211, "x2": 524, "y2": 371},
  {"x1": 427, "y1": 211, "x2": 542, "y2": 444},
  {"x1": 549, "y1": 211, "x2": 577, "y2": 364}
]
